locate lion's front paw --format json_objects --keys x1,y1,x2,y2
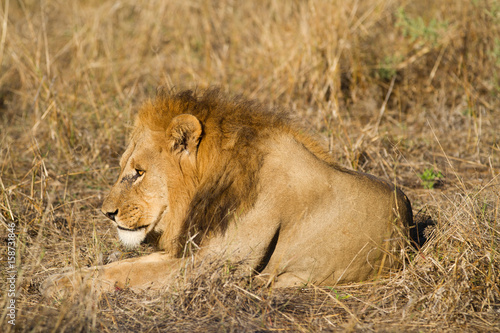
[
  {"x1": 40, "y1": 270, "x2": 83, "y2": 299},
  {"x1": 40, "y1": 268, "x2": 113, "y2": 299}
]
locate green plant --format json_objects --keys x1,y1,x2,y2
[
  {"x1": 326, "y1": 287, "x2": 351, "y2": 300},
  {"x1": 419, "y1": 168, "x2": 443, "y2": 189},
  {"x1": 378, "y1": 55, "x2": 401, "y2": 80},
  {"x1": 395, "y1": 7, "x2": 448, "y2": 45}
]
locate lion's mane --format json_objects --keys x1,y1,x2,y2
[{"x1": 136, "y1": 88, "x2": 344, "y2": 255}]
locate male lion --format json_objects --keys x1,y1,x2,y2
[{"x1": 42, "y1": 88, "x2": 413, "y2": 296}]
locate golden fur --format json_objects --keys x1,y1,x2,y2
[{"x1": 41, "y1": 88, "x2": 413, "y2": 296}]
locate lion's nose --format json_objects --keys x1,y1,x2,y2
[{"x1": 104, "y1": 209, "x2": 118, "y2": 222}]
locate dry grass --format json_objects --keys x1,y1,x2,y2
[{"x1": 1, "y1": 0, "x2": 499, "y2": 331}]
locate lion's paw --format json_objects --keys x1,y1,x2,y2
[
  {"x1": 40, "y1": 271, "x2": 82, "y2": 299},
  {"x1": 40, "y1": 268, "x2": 112, "y2": 299}
]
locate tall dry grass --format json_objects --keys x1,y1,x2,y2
[{"x1": 0, "y1": 0, "x2": 499, "y2": 331}]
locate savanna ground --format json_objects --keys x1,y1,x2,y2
[{"x1": 0, "y1": 0, "x2": 499, "y2": 331}]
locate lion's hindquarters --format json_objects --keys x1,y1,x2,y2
[{"x1": 259, "y1": 170, "x2": 410, "y2": 287}]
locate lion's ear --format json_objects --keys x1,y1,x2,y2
[{"x1": 166, "y1": 114, "x2": 203, "y2": 155}]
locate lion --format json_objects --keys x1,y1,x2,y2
[{"x1": 41, "y1": 88, "x2": 413, "y2": 297}]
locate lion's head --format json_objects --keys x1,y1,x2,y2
[{"x1": 102, "y1": 88, "x2": 288, "y2": 254}]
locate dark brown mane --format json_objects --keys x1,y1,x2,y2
[{"x1": 137, "y1": 88, "x2": 342, "y2": 256}]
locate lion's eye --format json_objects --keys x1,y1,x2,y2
[{"x1": 136, "y1": 169, "x2": 145, "y2": 177}]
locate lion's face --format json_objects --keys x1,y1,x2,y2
[
  {"x1": 101, "y1": 128, "x2": 170, "y2": 247},
  {"x1": 102, "y1": 114, "x2": 203, "y2": 249}
]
